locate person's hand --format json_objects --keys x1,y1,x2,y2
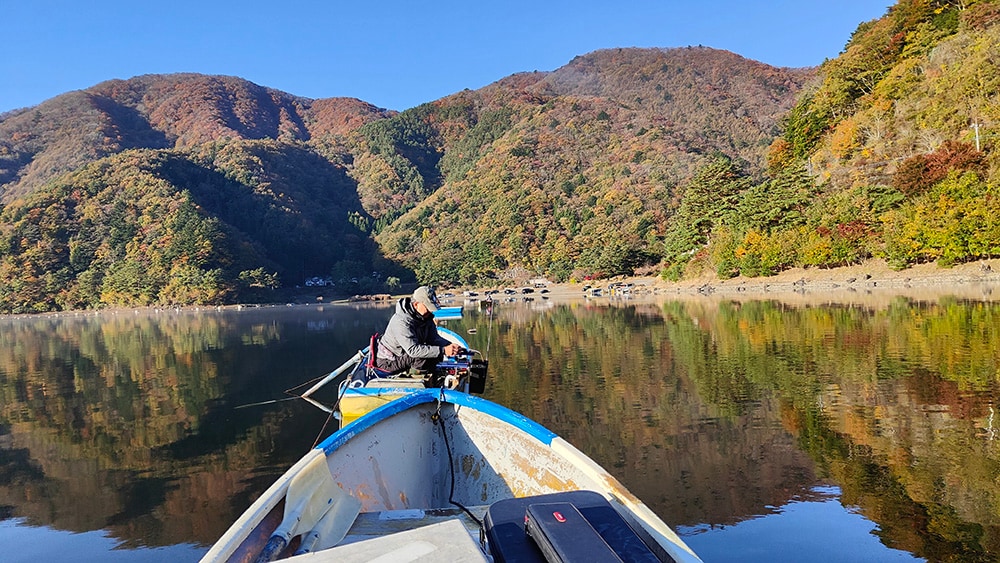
[{"x1": 443, "y1": 343, "x2": 463, "y2": 356}]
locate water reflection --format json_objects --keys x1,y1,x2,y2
[
  {"x1": 0, "y1": 305, "x2": 393, "y2": 550},
  {"x1": 680, "y1": 485, "x2": 923, "y2": 562},
  {"x1": 0, "y1": 295, "x2": 999, "y2": 561}
]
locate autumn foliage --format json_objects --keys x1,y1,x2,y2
[
  {"x1": 892, "y1": 140, "x2": 986, "y2": 196},
  {"x1": 3, "y1": 0, "x2": 1000, "y2": 313}
]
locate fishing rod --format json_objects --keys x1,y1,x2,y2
[
  {"x1": 232, "y1": 349, "x2": 366, "y2": 412},
  {"x1": 234, "y1": 396, "x2": 300, "y2": 409}
]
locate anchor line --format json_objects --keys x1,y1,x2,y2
[{"x1": 433, "y1": 405, "x2": 484, "y2": 545}]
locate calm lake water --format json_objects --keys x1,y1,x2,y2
[{"x1": 1, "y1": 291, "x2": 999, "y2": 562}]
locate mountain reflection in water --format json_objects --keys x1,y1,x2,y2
[{"x1": 1, "y1": 295, "x2": 998, "y2": 562}]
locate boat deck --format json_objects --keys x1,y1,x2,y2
[
  {"x1": 201, "y1": 389, "x2": 701, "y2": 562},
  {"x1": 340, "y1": 505, "x2": 489, "y2": 546},
  {"x1": 290, "y1": 506, "x2": 492, "y2": 561}
]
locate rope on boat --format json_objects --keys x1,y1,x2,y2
[
  {"x1": 309, "y1": 377, "x2": 355, "y2": 448},
  {"x1": 431, "y1": 395, "x2": 485, "y2": 544}
]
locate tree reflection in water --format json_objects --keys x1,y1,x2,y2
[{"x1": 0, "y1": 296, "x2": 998, "y2": 561}]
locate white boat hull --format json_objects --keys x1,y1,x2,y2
[{"x1": 202, "y1": 389, "x2": 701, "y2": 562}]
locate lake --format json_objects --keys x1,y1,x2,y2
[{"x1": 1, "y1": 291, "x2": 999, "y2": 562}]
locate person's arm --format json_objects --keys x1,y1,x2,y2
[
  {"x1": 395, "y1": 318, "x2": 447, "y2": 359},
  {"x1": 431, "y1": 328, "x2": 452, "y2": 347},
  {"x1": 432, "y1": 329, "x2": 464, "y2": 356}
]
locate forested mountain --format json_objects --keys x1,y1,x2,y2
[
  {"x1": 0, "y1": 74, "x2": 390, "y2": 201},
  {"x1": 370, "y1": 48, "x2": 808, "y2": 283},
  {"x1": 9, "y1": 0, "x2": 996, "y2": 315},
  {"x1": 661, "y1": 0, "x2": 1000, "y2": 280},
  {"x1": 0, "y1": 75, "x2": 399, "y2": 312},
  {"x1": 0, "y1": 47, "x2": 808, "y2": 313}
]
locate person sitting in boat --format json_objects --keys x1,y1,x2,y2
[{"x1": 375, "y1": 286, "x2": 463, "y2": 376}]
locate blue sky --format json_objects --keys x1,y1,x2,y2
[{"x1": 3, "y1": 0, "x2": 892, "y2": 114}]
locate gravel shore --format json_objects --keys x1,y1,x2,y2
[{"x1": 520, "y1": 258, "x2": 1000, "y2": 306}]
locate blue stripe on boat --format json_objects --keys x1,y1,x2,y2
[{"x1": 318, "y1": 389, "x2": 557, "y2": 453}]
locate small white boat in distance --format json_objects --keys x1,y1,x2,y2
[
  {"x1": 201, "y1": 389, "x2": 702, "y2": 562},
  {"x1": 433, "y1": 305, "x2": 463, "y2": 320}
]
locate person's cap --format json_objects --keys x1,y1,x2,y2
[{"x1": 412, "y1": 286, "x2": 440, "y2": 312}]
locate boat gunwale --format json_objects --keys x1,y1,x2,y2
[
  {"x1": 319, "y1": 388, "x2": 557, "y2": 455},
  {"x1": 203, "y1": 389, "x2": 703, "y2": 563}
]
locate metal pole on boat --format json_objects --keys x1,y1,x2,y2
[
  {"x1": 301, "y1": 396, "x2": 334, "y2": 413},
  {"x1": 300, "y1": 350, "x2": 364, "y2": 400}
]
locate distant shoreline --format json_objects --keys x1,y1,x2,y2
[
  {"x1": 527, "y1": 258, "x2": 1000, "y2": 306},
  {"x1": 4, "y1": 258, "x2": 1000, "y2": 320}
]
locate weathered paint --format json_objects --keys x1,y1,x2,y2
[
  {"x1": 200, "y1": 449, "x2": 326, "y2": 562},
  {"x1": 204, "y1": 389, "x2": 703, "y2": 563}
]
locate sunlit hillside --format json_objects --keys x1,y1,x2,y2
[
  {"x1": 6, "y1": 1, "x2": 995, "y2": 314},
  {"x1": 0, "y1": 47, "x2": 807, "y2": 313},
  {"x1": 662, "y1": 0, "x2": 1000, "y2": 281}
]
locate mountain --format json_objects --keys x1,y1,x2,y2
[
  {"x1": 0, "y1": 73, "x2": 391, "y2": 202},
  {"x1": 658, "y1": 0, "x2": 1000, "y2": 281},
  {"x1": 12, "y1": 1, "x2": 995, "y2": 314},
  {"x1": 0, "y1": 48, "x2": 809, "y2": 313},
  {"x1": 0, "y1": 75, "x2": 399, "y2": 312},
  {"x1": 353, "y1": 48, "x2": 810, "y2": 283}
]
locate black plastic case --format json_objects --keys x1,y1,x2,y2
[
  {"x1": 524, "y1": 501, "x2": 622, "y2": 562},
  {"x1": 484, "y1": 490, "x2": 666, "y2": 563}
]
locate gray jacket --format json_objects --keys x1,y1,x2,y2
[{"x1": 377, "y1": 298, "x2": 450, "y2": 361}]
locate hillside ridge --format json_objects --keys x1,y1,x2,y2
[{"x1": 4, "y1": 1, "x2": 1000, "y2": 315}]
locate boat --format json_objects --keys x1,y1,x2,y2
[
  {"x1": 201, "y1": 388, "x2": 702, "y2": 562},
  {"x1": 335, "y1": 326, "x2": 487, "y2": 426},
  {"x1": 433, "y1": 305, "x2": 464, "y2": 320},
  {"x1": 200, "y1": 328, "x2": 702, "y2": 562}
]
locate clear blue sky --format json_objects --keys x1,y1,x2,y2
[{"x1": 3, "y1": 0, "x2": 892, "y2": 114}]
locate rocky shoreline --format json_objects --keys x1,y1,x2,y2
[
  {"x1": 5, "y1": 259, "x2": 999, "y2": 320},
  {"x1": 536, "y1": 258, "x2": 1000, "y2": 305}
]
